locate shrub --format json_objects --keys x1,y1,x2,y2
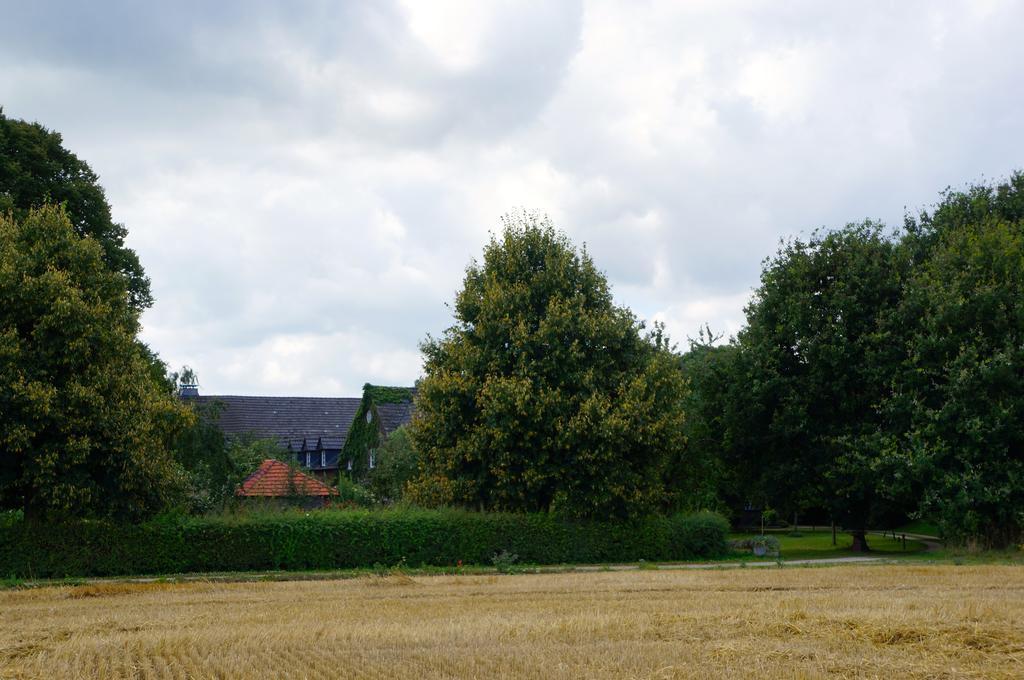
[
  {"x1": 730, "y1": 535, "x2": 781, "y2": 557},
  {"x1": 336, "y1": 477, "x2": 375, "y2": 507},
  {"x1": 0, "y1": 509, "x2": 729, "y2": 578},
  {"x1": 491, "y1": 549, "x2": 520, "y2": 574},
  {"x1": 672, "y1": 511, "x2": 731, "y2": 559},
  {"x1": 0, "y1": 510, "x2": 23, "y2": 529},
  {"x1": 368, "y1": 426, "x2": 419, "y2": 504}
]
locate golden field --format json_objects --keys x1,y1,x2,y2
[{"x1": 2, "y1": 565, "x2": 1023, "y2": 679}]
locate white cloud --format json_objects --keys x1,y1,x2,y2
[
  {"x1": 206, "y1": 331, "x2": 422, "y2": 396},
  {"x1": 399, "y1": 0, "x2": 494, "y2": 71},
  {"x1": 2, "y1": 0, "x2": 1023, "y2": 395},
  {"x1": 736, "y1": 46, "x2": 822, "y2": 121},
  {"x1": 652, "y1": 292, "x2": 754, "y2": 347}
]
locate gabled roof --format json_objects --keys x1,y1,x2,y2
[
  {"x1": 194, "y1": 395, "x2": 361, "y2": 451},
  {"x1": 360, "y1": 385, "x2": 416, "y2": 436},
  {"x1": 376, "y1": 400, "x2": 415, "y2": 435},
  {"x1": 236, "y1": 459, "x2": 339, "y2": 497}
]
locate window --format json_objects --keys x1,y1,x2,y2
[
  {"x1": 369, "y1": 450, "x2": 376, "y2": 469},
  {"x1": 365, "y1": 410, "x2": 373, "y2": 423},
  {"x1": 320, "y1": 451, "x2": 326, "y2": 468},
  {"x1": 304, "y1": 452, "x2": 310, "y2": 468},
  {"x1": 346, "y1": 459, "x2": 353, "y2": 471}
]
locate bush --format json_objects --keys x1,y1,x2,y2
[
  {"x1": 0, "y1": 510, "x2": 729, "y2": 578},
  {"x1": 491, "y1": 549, "x2": 520, "y2": 574},
  {"x1": 672, "y1": 511, "x2": 731, "y2": 558},
  {"x1": 0, "y1": 510, "x2": 23, "y2": 528},
  {"x1": 336, "y1": 477, "x2": 375, "y2": 507},
  {"x1": 729, "y1": 534, "x2": 781, "y2": 557},
  {"x1": 368, "y1": 426, "x2": 419, "y2": 503}
]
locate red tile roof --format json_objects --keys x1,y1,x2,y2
[{"x1": 236, "y1": 459, "x2": 339, "y2": 497}]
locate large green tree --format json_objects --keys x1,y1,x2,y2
[
  {"x1": 737, "y1": 222, "x2": 909, "y2": 549},
  {"x1": 889, "y1": 173, "x2": 1024, "y2": 547},
  {"x1": 0, "y1": 206, "x2": 186, "y2": 520},
  {"x1": 411, "y1": 213, "x2": 687, "y2": 519},
  {"x1": 670, "y1": 330, "x2": 742, "y2": 514},
  {"x1": 0, "y1": 109, "x2": 151, "y2": 310}
]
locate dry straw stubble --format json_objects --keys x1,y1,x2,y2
[{"x1": 1, "y1": 565, "x2": 1023, "y2": 678}]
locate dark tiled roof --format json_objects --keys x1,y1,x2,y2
[
  {"x1": 376, "y1": 400, "x2": 415, "y2": 435},
  {"x1": 194, "y1": 395, "x2": 361, "y2": 451},
  {"x1": 237, "y1": 459, "x2": 338, "y2": 497}
]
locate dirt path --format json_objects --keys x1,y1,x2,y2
[
  {"x1": 70, "y1": 551, "x2": 923, "y2": 586},
  {"x1": 880, "y1": 531, "x2": 942, "y2": 552}
]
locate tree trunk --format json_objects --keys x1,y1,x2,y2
[
  {"x1": 23, "y1": 501, "x2": 44, "y2": 525},
  {"x1": 850, "y1": 529, "x2": 870, "y2": 552}
]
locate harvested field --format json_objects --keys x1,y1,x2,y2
[{"x1": 1, "y1": 565, "x2": 1023, "y2": 678}]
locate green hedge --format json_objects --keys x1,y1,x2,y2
[{"x1": 0, "y1": 509, "x2": 729, "y2": 578}]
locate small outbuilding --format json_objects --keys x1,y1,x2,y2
[{"x1": 236, "y1": 459, "x2": 339, "y2": 508}]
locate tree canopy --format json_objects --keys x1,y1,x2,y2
[
  {"x1": 0, "y1": 109, "x2": 151, "y2": 310},
  {"x1": 888, "y1": 173, "x2": 1024, "y2": 546},
  {"x1": 672, "y1": 330, "x2": 745, "y2": 514},
  {"x1": 733, "y1": 222, "x2": 909, "y2": 548},
  {"x1": 679, "y1": 172, "x2": 1024, "y2": 548},
  {"x1": 0, "y1": 206, "x2": 187, "y2": 520},
  {"x1": 411, "y1": 213, "x2": 687, "y2": 519}
]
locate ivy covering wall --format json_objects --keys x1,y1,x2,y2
[
  {"x1": 364, "y1": 385, "x2": 416, "y2": 405},
  {"x1": 341, "y1": 384, "x2": 415, "y2": 481}
]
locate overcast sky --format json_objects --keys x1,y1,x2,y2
[{"x1": 3, "y1": 1, "x2": 1023, "y2": 396}]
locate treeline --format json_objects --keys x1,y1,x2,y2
[
  {"x1": 3, "y1": 109, "x2": 1023, "y2": 551},
  {"x1": 381, "y1": 184, "x2": 1024, "y2": 550},
  {"x1": 678, "y1": 176, "x2": 1024, "y2": 547}
]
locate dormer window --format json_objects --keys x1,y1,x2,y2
[{"x1": 365, "y1": 410, "x2": 372, "y2": 423}]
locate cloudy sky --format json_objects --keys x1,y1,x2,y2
[{"x1": 3, "y1": 1, "x2": 1023, "y2": 396}]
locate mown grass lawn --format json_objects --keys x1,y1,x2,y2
[
  {"x1": 896, "y1": 519, "x2": 941, "y2": 537},
  {"x1": 729, "y1": 529, "x2": 928, "y2": 561}
]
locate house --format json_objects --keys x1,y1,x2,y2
[
  {"x1": 183, "y1": 383, "x2": 415, "y2": 481},
  {"x1": 340, "y1": 384, "x2": 417, "y2": 480},
  {"x1": 186, "y1": 392, "x2": 360, "y2": 477},
  {"x1": 236, "y1": 458, "x2": 338, "y2": 507}
]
